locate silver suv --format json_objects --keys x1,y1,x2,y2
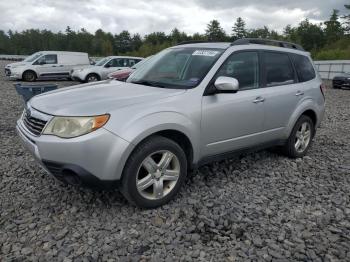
[{"x1": 16, "y1": 39, "x2": 325, "y2": 208}]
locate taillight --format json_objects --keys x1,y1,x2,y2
[{"x1": 320, "y1": 83, "x2": 326, "y2": 100}]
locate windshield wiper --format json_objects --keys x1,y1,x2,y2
[{"x1": 131, "y1": 80, "x2": 166, "y2": 88}]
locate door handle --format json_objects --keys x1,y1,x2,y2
[
  {"x1": 295, "y1": 91, "x2": 304, "y2": 96},
  {"x1": 253, "y1": 96, "x2": 265, "y2": 103}
]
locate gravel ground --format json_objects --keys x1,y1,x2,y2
[{"x1": 0, "y1": 60, "x2": 350, "y2": 261}]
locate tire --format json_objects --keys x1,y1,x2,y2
[
  {"x1": 282, "y1": 115, "x2": 315, "y2": 158},
  {"x1": 22, "y1": 71, "x2": 36, "y2": 82},
  {"x1": 85, "y1": 73, "x2": 100, "y2": 83},
  {"x1": 120, "y1": 136, "x2": 187, "y2": 208}
]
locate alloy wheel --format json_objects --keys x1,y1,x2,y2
[
  {"x1": 294, "y1": 122, "x2": 311, "y2": 153},
  {"x1": 136, "y1": 150, "x2": 180, "y2": 200},
  {"x1": 87, "y1": 75, "x2": 98, "y2": 82}
]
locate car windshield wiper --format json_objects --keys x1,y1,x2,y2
[{"x1": 131, "y1": 80, "x2": 166, "y2": 88}]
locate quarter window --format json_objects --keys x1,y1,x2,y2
[
  {"x1": 263, "y1": 52, "x2": 295, "y2": 87},
  {"x1": 215, "y1": 51, "x2": 259, "y2": 90},
  {"x1": 291, "y1": 54, "x2": 316, "y2": 82}
]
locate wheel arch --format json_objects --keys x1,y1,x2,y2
[
  {"x1": 22, "y1": 70, "x2": 37, "y2": 80},
  {"x1": 286, "y1": 103, "x2": 319, "y2": 138},
  {"x1": 85, "y1": 72, "x2": 101, "y2": 82}
]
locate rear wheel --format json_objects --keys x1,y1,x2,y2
[
  {"x1": 85, "y1": 73, "x2": 100, "y2": 83},
  {"x1": 22, "y1": 71, "x2": 36, "y2": 82},
  {"x1": 282, "y1": 115, "x2": 314, "y2": 158},
  {"x1": 120, "y1": 136, "x2": 187, "y2": 208}
]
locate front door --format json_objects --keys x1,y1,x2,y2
[
  {"x1": 33, "y1": 54, "x2": 65, "y2": 78},
  {"x1": 201, "y1": 51, "x2": 265, "y2": 157}
]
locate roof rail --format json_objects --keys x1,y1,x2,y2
[
  {"x1": 231, "y1": 38, "x2": 305, "y2": 51},
  {"x1": 176, "y1": 40, "x2": 211, "y2": 46}
]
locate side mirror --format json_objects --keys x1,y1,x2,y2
[
  {"x1": 214, "y1": 76, "x2": 239, "y2": 92},
  {"x1": 39, "y1": 61, "x2": 45, "y2": 65},
  {"x1": 105, "y1": 64, "x2": 110, "y2": 68}
]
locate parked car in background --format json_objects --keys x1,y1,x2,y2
[
  {"x1": 16, "y1": 39, "x2": 325, "y2": 208},
  {"x1": 71, "y1": 56, "x2": 143, "y2": 82},
  {"x1": 332, "y1": 73, "x2": 350, "y2": 89},
  {"x1": 5, "y1": 51, "x2": 90, "y2": 81},
  {"x1": 108, "y1": 56, "x2": 153, "y2": 81}
]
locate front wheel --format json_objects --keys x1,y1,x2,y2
[
  {"x1": 120, "y1": 136, "x2": 187, "y2": 208},
  {"x1": 22, "y1": 71, "x2": 36, "y2": 82},
  {"x1": 85, "y1": 73, "x2": 100, "y2": 83},
  {"x1": 283, "y1": 115, "x2": 315, "y2": 158}
]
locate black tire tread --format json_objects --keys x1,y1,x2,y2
[
  {"x1": 120, "y1": 135, "x2": 187, "y2": 208},
  {"x1": 282, "y1": 115, "x2": 314, "y2": 158}
]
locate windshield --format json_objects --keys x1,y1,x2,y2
[
  {"x1": 95, "y1": 57, "x2": 110, "y2": 66},
  {"x1": 127, "y1": 48, "x2": 223, "y2": 89},
  {"x1": 24, "y1": 52, "x2": 43, "y2": 62}
]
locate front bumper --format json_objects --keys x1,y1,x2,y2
[
  {"x1": 5, "y1": 68, "x2": 11, "y2": 76},
  {"x1": 16, "y1": 119, "x2": 133, "y2": 189},
  {"x1": 71, "y1": 71, "x2": 85, "y2": 82}
]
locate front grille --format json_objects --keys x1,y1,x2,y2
[
  {"x1": 5, "y1": 68, "x2": 11, "y2": 76},
  {"x1": 22, "y1": 110, "x2": 48, "y2": 136}
]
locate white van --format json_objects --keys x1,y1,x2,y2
[{"x1": 5, "y1": 51, "x2": 90, "y2": 81}]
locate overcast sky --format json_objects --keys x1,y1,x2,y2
[{"x1": 0, "y1": 0, "x2": 348, "y2": 35}]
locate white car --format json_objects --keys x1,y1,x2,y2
[
  {"x1": 71, "y1": 56, "x2": 143, "y2": 82},
  {"x1": 5, "y1": 51, "x2": 90, "y2": 81}
]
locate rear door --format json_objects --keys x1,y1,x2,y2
[
  {"x1": 258, "y1": 51, "x2": 301, "y2": 139},
  {"x1": 58, "y1": 54, "x2": 77, "y2": 77}
]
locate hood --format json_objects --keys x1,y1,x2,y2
[
  {"x1": 29, "y1": 80, "x2": 186, "y2": 116},
  {"x1": 5, "y1": 61, "x2": 29, "y2": 68}
]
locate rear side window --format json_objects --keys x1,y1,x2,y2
[
  {"x1": 291, "y1": 54, "x2": 316, "y2": 82},
  {"x1": 263, "y1": 52, "x2": 295, "y2": 87}
]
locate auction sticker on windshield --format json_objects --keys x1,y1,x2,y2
[{"x1": 192, "y1": 50, "x2": 219, "y2": 56}]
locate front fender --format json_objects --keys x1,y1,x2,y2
[{"x1": 105, "y1": 111, "x2": 201, "y2": 163}]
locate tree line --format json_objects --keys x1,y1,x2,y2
[{"x1": 0, "y1": 4, "x2": 349, "y2": 60}]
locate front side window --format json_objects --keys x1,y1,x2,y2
[
  {"x1": 127, "y1": 48, "x2": 223, "y2": 89},
  {"x1": 291, "y1": 54, "x2": 316, "y2": 82},
  {"x1": 263, "y1": 52, "x2": 295, "y2": 87},
  {"x1": 215, "y1": 51, "x2": 259, "y2": 90},
  {"x1": 35, "y1": 54, "x2": 57, "y2": 65}
]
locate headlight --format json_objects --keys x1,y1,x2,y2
[{"x1": 43, "y1": 114, "x2": 109, "y2": 138}]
